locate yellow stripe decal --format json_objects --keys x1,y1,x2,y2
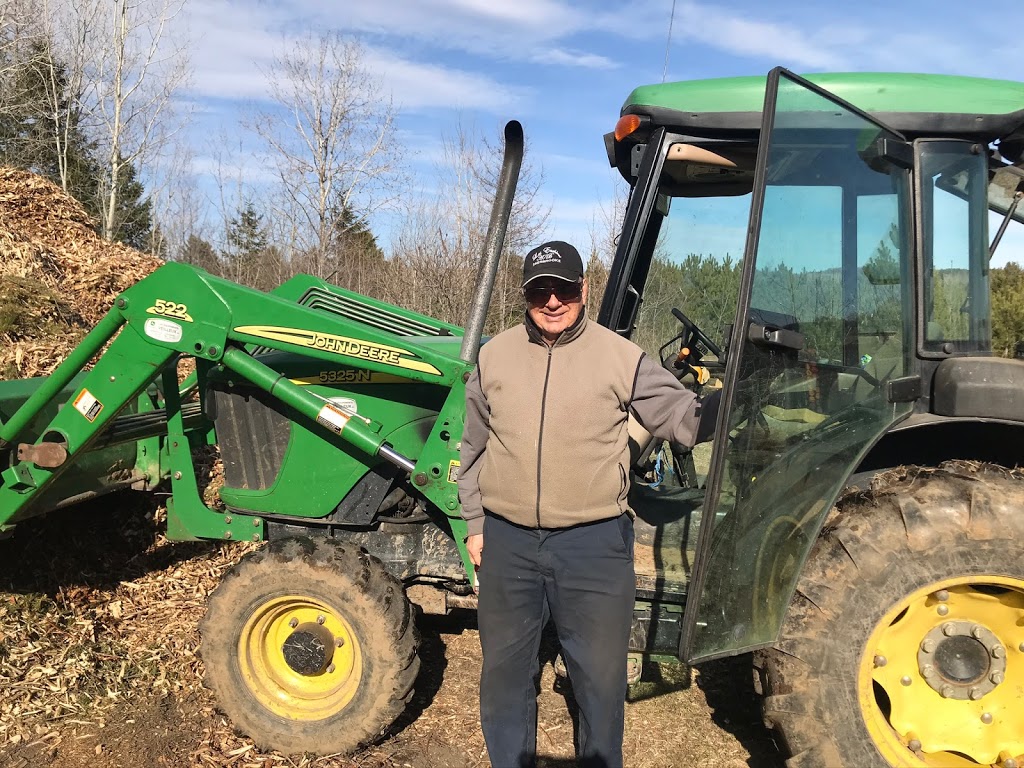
[{"x1": 235, "y1": 325, "x2": 442, "y2": 376}]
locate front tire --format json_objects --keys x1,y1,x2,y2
[
  {"x1": 757, "y1": 463, "x2": 1024, "y2": 767},
  {"x1": 200, "y1": 537, "x2": 419, "y2": 755}
]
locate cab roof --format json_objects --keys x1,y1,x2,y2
[{"x1": 622, "y1": 73, "x2": 1024, "y2": 144}]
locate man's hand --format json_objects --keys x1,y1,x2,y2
[{"x1": 466, "y1": 533, "x2": 484, "y2": 567}]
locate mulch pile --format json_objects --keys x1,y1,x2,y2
[{"x1": 0, "y1": 168, "x2": 162, "y2": 378}]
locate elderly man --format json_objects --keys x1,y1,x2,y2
[{"x1": 459, "y1": 240, "x2": 716, "y2": 768}]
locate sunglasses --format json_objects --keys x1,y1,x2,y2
[{"x1": 523, "y1": 282, "x2": 583, "y2": 304}]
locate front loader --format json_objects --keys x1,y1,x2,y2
[{"x1": 0, "y1": 121, "x2": 522, "y2": 755}]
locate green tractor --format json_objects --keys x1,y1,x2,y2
[{"x1": 1, "y1": 68, "x2": 1023, "y2": 766}]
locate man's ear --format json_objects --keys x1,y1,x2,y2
[{"x1": 581, "y1": 278, "x2": 589, "y2": 304}]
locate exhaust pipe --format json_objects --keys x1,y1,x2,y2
[{"x1": 459, "y1": 120, "x2": 524, "y2": 365}]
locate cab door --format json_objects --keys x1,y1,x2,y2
[{"x1": 681, "y1": 68, "x2": 917, "y2": 661}]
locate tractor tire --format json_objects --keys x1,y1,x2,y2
[
  {"x1": 200, "y1": 537, "x2": 419, "y2": 756},
  {"x1": 755, "y1": 462, "x2": 1024, "y2": 768}
]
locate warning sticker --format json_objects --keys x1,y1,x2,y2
[
  {"x1": 72, "y1": 389, "x2": 104, "y2": 422},
  {"x1": 447, "y1": 460, "x2": 460, "y2": 484},
  {"x1": 316, "y1": 403, "x2": 351, "y2": 435}
]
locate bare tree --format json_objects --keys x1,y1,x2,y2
[
  {"x1": 85, "y1": 0, "x2": 191, "y2": 243},
  {"x1": 0, "y1": 0, "x2": 55, "y2": 170},
  {"x1": 35, "y1": 0, "x2": 100, "y2": 194},
  {"x1": 585, "y1": 181, "x2": 628, "y2": 316},
  {"x1": 249, "y1": 32, "x2": 402, "y2": 280},
  {"x1": 387, "y1": 120, "x2": 549, "y2": 332}
]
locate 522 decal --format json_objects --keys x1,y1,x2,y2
[{"x1": 146, "y1": 299, "x2": 194, "y2": 322}]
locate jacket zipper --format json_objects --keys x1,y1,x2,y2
[{"x1": 535, "y1": 344, "x2": 553, "y2": 527}]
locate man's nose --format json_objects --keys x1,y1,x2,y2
[{"x1": 545, "y1": 291, "x2": 562, "y2": 308}]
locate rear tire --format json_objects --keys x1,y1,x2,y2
[
  {"x1": 200, "y1": 537, "x2": 419, "y2": 755},
  {"x1": 756, "y1": 462, "x2": 1024, "y2": 767}
]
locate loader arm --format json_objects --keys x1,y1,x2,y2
[{"x1": 0, "y1": 262, "x2": 473, "y2": 552}]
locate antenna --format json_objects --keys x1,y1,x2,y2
[{"x1": 662, "y1": 0, "x2": 677, "y2": 83}]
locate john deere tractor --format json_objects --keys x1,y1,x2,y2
[{"x1": 1, "y1": 68, "x2": 1023, "y2": 766}]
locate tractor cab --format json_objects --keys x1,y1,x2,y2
[{"x1": 600, "y1": 69, "x2": 1024, "y2": 664}]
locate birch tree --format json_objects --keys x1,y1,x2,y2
[
  {"x1": 87, "y1": 0, "x2": 190, "y2": 243},
  {"x1": 248, "y1": 32, "x2": 401, "y2": 282}
]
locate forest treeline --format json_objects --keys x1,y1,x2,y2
[{"x1": 2, "y1": 1, "x2": 1022, "y2": 350}]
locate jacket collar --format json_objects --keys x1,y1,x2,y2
[{"x1": 524, "y1": 308, "x2": 588, "y2": 347}]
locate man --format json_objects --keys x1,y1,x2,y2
[{"x1": 459, "y1": 240, "x2": 715, "y2": 768}]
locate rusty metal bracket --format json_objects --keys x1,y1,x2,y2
[{"x1": 17, "y1": 441, "x2": 69, "y2": 468}]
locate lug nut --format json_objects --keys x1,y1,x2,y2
[
  {"x1": 326, "y1": 663, "x2": 336, "y2": 674},
  {"x1": 921, "y1": 664, "x2": 935, "y2": 678},
  {"x1": 942, "y1": 623, "x2": 956, "y2": 636},
  {"x1": 937, "y1": 604, "x2": 950, "y2": 616},
  {"x1": 992, "y1": 672, "x2": 1004, "y2": 685},
  {"x1": 901, "y1": 676, "x2": 913, "y2": 686},
  {"x1": 317, "y1": 614, "x2": 326, "y2": 625},
  {"x1": 969, "y1": 687, "x2": 983, "y2": 700},
  {"x1": 971, "y1": 625, "x2": 984, "y2": 639},
  {"x1": 289, "y1": 618, "x2": 298, "y2": 628},
  {"x1": 873, "y1": 655, "x2": 887, "y2": 667},
  {"x1": 993, "y1": 646, "x2": 1006, "y2": 659},
  {"x1": 941, "y1": 685, "x2": 954, "y2": 698},
  {"x1": 921, "y1": 639, "x2": 935, "y2": 653}
]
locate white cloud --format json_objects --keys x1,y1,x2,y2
[
  {"x1": 676, "y1": 8, "x2": 849, "y2": 70},
  {"x1": 362, "y1": 48, "x2": 531, "y2": 113},
  {"x1": 533, "y1": 49, "x2": 617, "y2": 69}
]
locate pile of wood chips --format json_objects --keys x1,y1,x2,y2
[
  {"x1": 0, "y1": 169, "x2": 407, "y2": 768},
  {"x1": 0, "y1": 169, "x2": 269, "y2": 764},
  {"x1": 0, "y1": 167, "x2": 162, "y2": 378}
]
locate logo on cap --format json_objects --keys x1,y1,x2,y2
[{"x1": 530, "y1": 246, "x2": 563, "y2": 267}]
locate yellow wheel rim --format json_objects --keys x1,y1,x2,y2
[
  {"x1": 238, "y1": 595, "x2": 361, "y2": 721},
  {"x1": 858, "y1": 576, "x2": 1024, "y2": 766}
]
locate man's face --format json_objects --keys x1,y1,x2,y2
[{"x1": 525, "y1": 278, "x2": 587, "y2": 343}]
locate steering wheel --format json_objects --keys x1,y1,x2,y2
[{"x1": 669, "y1": 308, "x2": 724, "y2": 382}]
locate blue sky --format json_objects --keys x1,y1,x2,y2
[{"x1": 178, "y1": 0, "x2": 1024, "y2": 265}]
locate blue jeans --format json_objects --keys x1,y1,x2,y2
[{"x1": 477, "y1": 512, "x2": 635, "y2": 768}]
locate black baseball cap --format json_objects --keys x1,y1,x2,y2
[{"x1": 522, "y1": 241, "x2": 584, "y2": 287}]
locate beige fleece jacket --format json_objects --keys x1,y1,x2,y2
[{"x1": 458, "y1": 314, "x2": 705, "y2": 535}]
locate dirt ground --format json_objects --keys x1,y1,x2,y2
[{"x1": 0, "y1": 495, "x2": 782, "y2": 768}]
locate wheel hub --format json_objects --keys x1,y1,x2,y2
[
  {"x1": 239, "y1": 596, "x2": 360, "y2": 720},
  {"x1": 917, "y1": 620, "x2": 1005, "y2": 700},
  {"x1": 282, "y1": 622, "x2": 335, "y2": 676},
  {"x1": 861, "y1": 579, "x2": 1024, "y2": 766}
]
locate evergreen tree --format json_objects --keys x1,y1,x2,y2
[
  {"x1": 991, "y1": 262, "x2": 1024, "y2": 357},
  {"x1": 222, "y1": 202, "x2": 276, "y2": 288},
  {"x1": 179, "y1": 234, "x2": 220, "y2": 274},
  {"x1": 101, "y1": 157, "x2": 153, "y2": 250}
]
